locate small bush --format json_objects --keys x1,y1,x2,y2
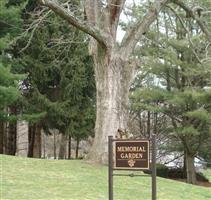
[
  {"x1": 156, "y1": 164, "x2": 169, "y2": 178},
  {"x1": 168, "y1": 168, "x2": 209, "y2": 182},
  {"x1": 144, "y1": 164, "x2": 169, "y2": 178},
  {"x1": 144, "y1": 165, "x2": 209, "y2": 182},
  {"x1": 168, "y1": 168, "x2": 185, "y2": 179}
]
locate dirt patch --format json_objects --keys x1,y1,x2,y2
[{"x1": 171, "y1": 178, "x2": 211, "y2": 188}]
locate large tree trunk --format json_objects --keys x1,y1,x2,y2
[
  {"x1": 185, "y1": 151, "x2": 196, "y2": 184},
  {"x1": 88, "y1": 49, "x2": 134, "y2": 163}
]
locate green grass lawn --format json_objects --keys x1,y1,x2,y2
[{"x1": 1, "y1": 155, "x2": 211, "y2": 200}]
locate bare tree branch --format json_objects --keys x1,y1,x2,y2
[
  {"x1": 20, "y1": 10, "x2": 51, "y2": 53},
  {"x1": 172, "y1": 0, "x2": 211, "y2": 42},
  {"x1": 120, "y1": 0, "x2": 169, "y2": 58},
  {"x1": 166, "y1": 5, "x2": 202, "y2": 64},
  {"x1": 37, "y1": 0, "x2": 107, "y2": 48}
]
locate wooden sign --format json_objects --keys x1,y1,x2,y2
[
  {"x1": 114, "y1": 140, "x2": 149, "y2": 170},
  {"x1": 108, "y1": 136, "x2": 157, "y2": 200}
]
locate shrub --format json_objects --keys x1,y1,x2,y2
[
  {"x1": 168, "y1": 168, "x2": 185, "y2": 179},
  {"x1": 144, "y1": 164, "x2": 169, "y2": 178},
  {"x1": 168, "y1": 168, "x2": 209, "y2": 182},
  {"x1": 156, "y1": 164, "x2": 169, "y2": 178}
]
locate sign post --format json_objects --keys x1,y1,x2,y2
[
  {"x1": 152, "y1": 134, "x2": 157, "y2": 200},
  {"x1": 108, "y1": 135, "x2": 157, "y2": 200},
  {"x1": 108, "y1": 136, "x2": 113, "y2": 200}
]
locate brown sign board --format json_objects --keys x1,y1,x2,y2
[{"x1": 113, "y1": 140, "x2": 149, "y2": 170}]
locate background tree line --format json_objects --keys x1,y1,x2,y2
[{"x1": 0, "y1": 0, "x2": 95, "y2": 159}]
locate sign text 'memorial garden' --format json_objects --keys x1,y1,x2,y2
[{"x1": 114, "y1": 140, "x2": 149, "y2": 170}]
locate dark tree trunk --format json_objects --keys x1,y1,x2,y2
[
  {"x1": 166, "y1": 69, "x2": 171, "y2": 91},
  {"x1": 33, "y1": 123, "x2": 42, "y2": 158},
  {"x1": 42, "y1": 133, "x2": 45, "y2": 159},
  {"x1": 53, "y1": 132, "x2": 56, "y2": 159},
  {"x1": 75, "y1": 137, "x2": 80, "y2": 159},
  {"x1": 183, "y1": 150, "x2": 187, "y2": 178},
  {"x1": 68, "y1": 135, "x2": 71, "y2": 159},
  {"x1": 147, "y1": 111, "x2": 151, "y2": 137},
  {"x1": 138, "y1": 112, "x2": 142, "y2": 135},
  {"x1": 0, "y1": 121, "x2": 4, "y2": 154},
  {"x1": 58, "y1": 134, "x2": 67, "y2": 159},
  {"x1": 5, "y1": 106, "x2": 17, "y2": 155},
  {"x1": 6, "y1": 120, "x2": 17, "y2": 155},
  {"x1": 28, "y1": 124, "x2": 35, "y2": 157},
  {"x1": 185, "y1": 151, "x2": 196, "y2": 184},
  {"x1": 153, "y1": 110, "x2": 158, "y2": 135}
]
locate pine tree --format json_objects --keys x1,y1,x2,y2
[
  {"x1": 0, "y1": 0, "x2": 25, "y2": 154},
  {"x1": 130, "y1": 1, "x2": 211, "y2": 184},
  {"x1": 10, "y1": 1, "x2": 95, "y2": 158}
]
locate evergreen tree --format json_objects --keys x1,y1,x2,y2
[
  {"x1": 0, "y1": 0, "x2": 25, "y2": 154},
  {"x1": 11, "y1": 1, "x2": 95, "y2": 158},
  {"x1": 130, "y1": 1, "x2": 211, "y2": 184}
]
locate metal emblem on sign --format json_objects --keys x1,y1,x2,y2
[{"x1": 128, "y1": 159, "x2": 135, "y2": 167}]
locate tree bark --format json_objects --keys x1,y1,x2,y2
[
  {"x1": 42, "y1": 132, "x2": 46, "y2": 159},
  {"x1": 53, "y1": 132, "x2": 56, "y2": 159},
  {"x1": 0, "y1": 121, "x2": 4, "y2": 154},
  {"x1": 58, "y1": 134, "x2": 67, "y2": 159},
  {"x1": 75, "y1": 137, "x2": 80, "y2": 159},
  {"x1": 147, "y1": 111, "x2": 151, "y2": 137},
  {"x1": 6, "y1": 121, "x2": 17, "y2": 155},
  {"x1": 87, "y1": 49, "x2": 134, "y2": 163},
  {"x1": 5, "y1": 106, "x2": 17, "y2": 155},
  {"x1": 185, "y1": 151, "x2": 196, "y2": 184},
  {"x1": 28, "y1": 124, "x2": 35, "y2": 157},
  {"x1": 183, "y1": 150, "x2": 187, "y2": 178},
  {"x1": 68, "y1": 135, "x2": 71, "y2": 159},
  {"x1": 16, "y1": 121, "x2": 29, "y2": 157},
  {"x1": 33, "y1": 123, "x2": 42, "y2": 158}
]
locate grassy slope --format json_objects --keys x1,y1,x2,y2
[{"x1": 1, "y1": 155, "x2": 211, "y2": 200}]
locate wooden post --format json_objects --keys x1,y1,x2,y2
[
  {"x1": 108, "y1": 136, "x2": 113, "y2": 200},
  {"x1": 152, "y1": 134, "x2": 157, "y2": 200}
]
